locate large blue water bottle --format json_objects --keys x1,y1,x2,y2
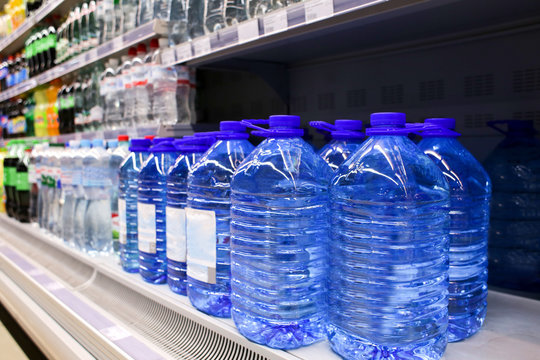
[
  {"x1": 230, "y1": 115, "x2": 332, "y2": 349},
  {"x1": 166, "y1": 135, "x2": 216, "y2": 295},
  {"x1": 417, "y1": 118, "x2": 491, "y2": 342},
  {"x1": 118, "y1": 138, "x2": 152, "y2": 273},
  {"x1": 138, "y1": 138, "x2": 179, "y2": 284},
  {"x1": 484, "y1": 120, "x2": 540, "y2": 292},
  {"x1": 310, "y1": 119, "x2": 364, "y2": 170},
  {"x1": 328, "y1": 112, "x2": 450, "y2": 360},
  {"x1": 186, "y1": 121, "x2": 254, "y2": 317}
]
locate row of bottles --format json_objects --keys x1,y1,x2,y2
[
  {"x1": 25, "y1": 26, "x2": 57, "y2": 76},
  {"x1": 0, "y1": 52, "x2": 28, "y2": 90},
  {"x1": 0, "y1": 0, "x2": 31, "y2": 39},
  {"x1": 2, "y1": 117, "x2": 538, "y2": 359}
]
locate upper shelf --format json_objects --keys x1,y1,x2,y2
[
  {"x1": 0, "y1": 19, "x2": 169, "y2": 102},
  {"x1": 0, "y1": 0, "x2": 84, "y2": 55}
]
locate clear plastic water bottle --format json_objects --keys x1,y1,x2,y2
[
  {"x1": 310, "y1": 119, "x2": 364, "y2": 171},
  {"x1": 168, "y1": 0, "x2": 189, "y2": 45},
  {"x1": 119, "y1": 138, "x2": 152, "y2": 272},
  {"x1": 73, "y1": 140, "x2": 91, "y2": 250},
  {"x1": 328, "y1": 112, "x2": 450, "y2": 360},
  {"x1": 417, "y1": 118, "x2": 490, "y2": 342},
  {"x1": 48, "y1": 143, "x2": 64, "y2": 236},
  {"x1": 138, "y1": 138, "x2": 179, "y2": 283},
  {"x1": 225, "y1": 0, "x2": 248, "y2": 26},
  {"x1": 122, "y1": 0, "x2": 137, "y2": 33},
  {"x1": 113, "y1": 0, "x2": 123, "y2": 37},
  {"x1": 101, "y1": 58, "x2": 119, "y2": 130},
  {"x1": 37, "y1": 143, "x2": 50, "y2": 228},
  {"x1": 138, "y1": 0, "x2": 155, "y2": 25},
  {"x1": 121, "y1": 49, "x2": 136, "y2": 128},
  {"x1": 61, "y1": 140, "x2": 80, "y2": 246},
  {"x1": 205, "y1": 0, "x2": 226, "y2": 33},
  {"x1": 132, "y1": 44, "x2": 151, "y2": 126},
  {"x1": 110, "y1": 135, "x2": 130, "y2": 254},
  {"x1": 484, "y1": 120, "x2": 540, "y2": 292},
  {"x1": 230, "y1": 115, "x2": 332, "y2": 349},
  {"x1": 103, "y1": 0, "x2": 115, "y2": 42},
  {"x1": 166, "y1": 135, "x2": 215, "y2": 295},
  {"x1": 175, "y1": 66, "x2": 191, "y2": 124},
  {"x1": 83, "y1": 139, "x2": 113, "y2": 255},
  {"x1": 152, "y1": 64, "x2": 178, "y2": 126},
  {"x1": 186, "y1": 121, "x2": 254, "y2": 317},
  {"x1": 187, "y1": 0, "x2": 205, "y2": 39}
]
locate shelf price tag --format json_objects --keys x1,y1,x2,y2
[
  {"x1": 237, "y1": 19, "x2": 260, "y2": 44},
  {"x1": 85, "y1": 48, "x2": 98, "y2": 62},
  {"x1": 113, "y1": 37, "x2": 123, "y2": 51},
  {"x1": 175, "y1": 43, "x2": 193, "y2": 63},
  {"x1": 192, "y1": 37, "x2": 212, "y2": 57},
  {"x1": 263, "y1": 9, "x2": 288, "y2": 35},
  {"x1": 305, "y1": 0, "x2": 334, "y2": 23},
  {"x1": 161, "y1": 48, "x2": 176, "y2": 65}
]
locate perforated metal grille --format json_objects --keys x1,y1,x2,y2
[
  {"x1": 513, "y1": 68, "x2": 540, "y2": 93},
  {"x1": 347, "y1": 89, "x2": 367, "y2": 108},
  {"x1": 464, "y1": 74, "x2": 494, "y2": 97},
  {"x1": 79, "y1": 273, "x2": 270, "y2": 360},
  {"x1": 419, "y1": 80, "x2": 444, "y2": 101},
  {"x1": 381, "y1": 84, "x2": 404, "y2": 105},
  {"x1": 464, "y1": 113, "x2": 494, "y2": 128}
]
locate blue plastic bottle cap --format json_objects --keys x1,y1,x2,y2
[
  {"x1": 335, "y1": 119, "x2": 363, "y2": 131},
  {"x1": 129, "y1": 138, "x2": 152, "y2": 152},
  {"x1": 370, "y1": 112, "x2": 406, "y2": 126},
  {"x1": 152, "y1": 137, "x2": 175, "y2": 145},
  {"x1": 108, "y1": 139, "x2": 119, "y2": 148},
  {"x1": 425, "y1": 118, "x2": 456, "y2": 130},
  {"x1": 92, "y1": 139, "x2": 104, "y2": 148},
  {"x1": 150, "y1": 140, "x2": 177, "y2": 153},
  {"x1": 80, "y1": 139, "x2": 91, "y2": 148},
  {"x1": 220, "y1": 121, "x2": 247, "y2": 132},
  {"x1": 269, "y1": 115, "x2": 301, "y2": 128}
]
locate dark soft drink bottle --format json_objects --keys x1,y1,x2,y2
[
  {"x1": 15, "y1": 147, "x2": 31, "y2": 222},
  {"x1": 46, "y1": 26, "x2": 57, "y2": 69}
]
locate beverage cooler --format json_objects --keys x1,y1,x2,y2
[{"x1": 0, "y1": 0, "x2": 539, "y2": 359}]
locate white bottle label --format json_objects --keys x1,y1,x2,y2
[
  {"x1": 137, "y1": 202, "x2": 156, "y2": 254},
  {"x1": 186, "y1": 208, "x2": 216, "y2": 284},
  {"x1": 118, "y1": 198, "x2": 127, "y2": 245},
  {"x1": 166, "y1": 207, "x2": 186, "y2": 263}
]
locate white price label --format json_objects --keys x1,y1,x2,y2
[
  {"x1": 166, "y1": 207, "x2": 186, "y2": 263},
  {"x1": 100, "y1": 326, "x2": 131, "y2": 341},
  {"x1": 138, "y1": 202, "x2": 156, "y2": 254},
  {"x1": 161, "y1": 48, "x2": 176, "y2": 65},
  {"x1": 237, "y1": 19, "x2": 259, "y2": 43},
  {"x1": 113, "y1": 36, "x2": 123, "y2": 51},
  {"x1": 118, "y1": 199, "x2": 127, "y2": 245},
  {"x1": 186, "y1": 208, "x2": 217, "y2": 284},
  {"x1": 85, "y1": 48, "x2": 98, "y2": 62},
  {"x1": 192, "y1": 37, "x2": 212, "y2": 57},
  {"x1": 175, "y1": 43, "x2": 193, "y2": 63},
  {"x1": 305, "y1": 0, "x2": 334, "y2": 23},
  {"x1": 263, "y1": 9, "x2": 288, "y2": 35}
]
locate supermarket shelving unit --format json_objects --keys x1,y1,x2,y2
[
  {"x1": 1, "y1": 0, "x2": 540, "y2": 359},
  {"x1": 1, "y1": 214, "x2": 540, "y2": 360}
]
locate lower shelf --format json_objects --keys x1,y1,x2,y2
[{"x1": 0, "y1": 214, "x2": 539, "y2": 360}]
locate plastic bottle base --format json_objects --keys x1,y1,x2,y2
[
  {"x1": 448, "y1": 305, "x2": 486, "y2": 343},
  {"x1": 231, "y1": 308, "x2": 326, "y2": 350},
  {"x1": 327, "y1": 325, "x2": 447, "y2": 360},
  {"x1": 187, "y1": 281, "x2": 231, "y2": 318}
]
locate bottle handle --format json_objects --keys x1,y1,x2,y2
[{"x1": 309, "y1": 121, "x2": 336, "y2": 133}]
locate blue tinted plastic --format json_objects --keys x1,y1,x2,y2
[
  {"x1": 484, "y1": 123, "x2": 540, "y2": 292},
  {"x1": 119, "y1": 148, "x2": 151, "y2": 273},
  {"x1": 318, "y1": 139, "x2": 364, "y2": 171},
  {"x1": 418, "y1": 137, "x2": 491, "y2": 342},
  {"x1": 166, "y1": 149, "x2": 207, "y2": 295},
  {"x1": 230, "y1": 137, "x2": 333, "y2": 349},
  {"x1": 328, "y1": 117, "x2": 450, "y2": 359},
  {"x1": 138, "y1": 147, "x2": 180, "y2": 283},
  {"x1": 186, "y1": 138, "x2": 254, "y2": 317}
]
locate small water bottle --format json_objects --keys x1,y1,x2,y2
[
  {"x1": 110, "y1": 135, "x2": 130, "y2": 255},
  {"x1": 328, "y1": 112, "x2": 450, "y2": 360},
  {"x1": 61, "y1": 140, "x2": 80, "y2": 246},
  {"x1": 418, "y1": 118, "x2": 491, "y2": 342},
  {"x1": 186, "y1": 121, "x2": 254, "y2": 317},
  {"x1": 310, "y1": 119, "x2": 364, "y2": 171},
  {"x1": 231, "y1": 115, "x2": 332, "y2": 349},
  {"x1": 166, "y1": 135, "x2": 216, "y2": 295},
  {"x1": 83, "y1": 139, "x2": 113, "y2": 255},
  {"x1": 138, "y1": 138, "x2": 179, "y2": 284},
  {"x1": 73, "y1": 140, "x2": 92, "y2": 250},
  {"x1": 119, "y1": 138, "x2": 152, "y2": 272}
]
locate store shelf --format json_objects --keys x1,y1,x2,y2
[
  {"x1": 0, "y1": 0, "x2": 83, "y2": 55},
  {"x1": 1, "y1": 214, "x2": 540, "y2": 360},
  {"x1": 0, "y1": 19, "x2": 169, "y2": 102}
]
